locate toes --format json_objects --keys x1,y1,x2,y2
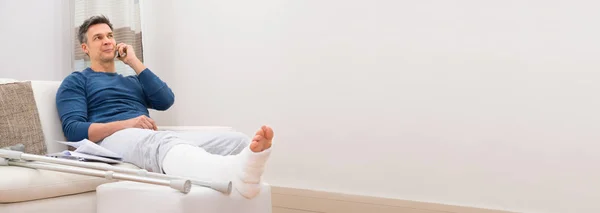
[
  {"x1": 263, "y1": 126, "x2": 274, "y2": 140},
  {"x1": 250, "y1": 141, "x2": 261, "y2": 152},
  {"x1": 255, "y1": 128, "x2": 265, "y2": 137},
  {"x1": 251, "y1": 126, "x2": 273, "y2": 152},
  {"x1": 253, "y1": 134, "x2": 263, "y2": 142}
]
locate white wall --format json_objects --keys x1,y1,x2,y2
[
  {"x1": 141, "y1": 1, "x2": 600, "y2": 212},
  {"x1": 0, "y1": 0, "x2": 72, "y2": 81}
]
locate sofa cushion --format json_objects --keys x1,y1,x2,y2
[
  {"x1": 30, "y1": 80, "x2": 69, "y2": 153},
  {"x1": 0, "y1": 81, "x2": 47, "y2": 155},
  {"x1": 0, "y1": 162, "x2": 140, "y2": 203},
  {"x1": 96, "y1": 181, "x2": 272, "y2": 213}
]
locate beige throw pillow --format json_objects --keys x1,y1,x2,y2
[{"x1": 0, "y1": 81, "x2": 47, "y2": 155}]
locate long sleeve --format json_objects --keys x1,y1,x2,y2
[
  {"x1": 56, "y1": 73, "x2": 92, "y2": 141},
  {"x1": 136, "y1": 68, "x2": 175, "y2": 110}
]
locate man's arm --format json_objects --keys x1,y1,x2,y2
[
  {"x1": 56, "y1": 73, "x2": 93, "y2": 141},
  {"x1": 88, "y1": 115, "x2": 157, "y2": 142},
  {"x1": 87, "y1": 121, "x2": 127, "y2": 142},
  {"x1": 117, "y1": 43, "x2": 175, "y2": 110},
  {"x1": 56, "y1": 74, "x2": 157, "y2": 142}
]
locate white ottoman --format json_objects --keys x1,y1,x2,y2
[{"x1": 96, "y1": 181, "x2": 272, "y2": 213}]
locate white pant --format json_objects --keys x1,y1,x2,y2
[{"x1": 97, "y1": 128, "x2": 250, "y2": 173}]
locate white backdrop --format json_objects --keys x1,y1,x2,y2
[{"x1": 138, "y1": 1, "x2": 600, "y2": 212}]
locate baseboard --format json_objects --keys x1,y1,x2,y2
[{"x1": 271, "y1": 186, "x2": 515, "y2": 213}]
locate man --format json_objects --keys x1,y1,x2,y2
[{"x1": 56, "y1": 15, "x2": 273, "y2": 198}]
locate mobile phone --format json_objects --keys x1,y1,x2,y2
[
  {"x1": 115, "y1": 44, "x2": 127, "y2": 58},
  {"x1": 116, "y1": 50, "x2": 127, "y2": 58}
]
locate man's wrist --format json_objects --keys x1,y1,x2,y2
[
  {"x1": 113, "y1": 120, "x2": 128, "y2": 131},
  {"x1": 126, "y1": 58, "x2": 147, "y2": 74}
]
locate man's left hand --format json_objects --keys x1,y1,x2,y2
[
  {"x1": 116, "y1": 43, "x2": 138, "y2": 65},
  {"x1": 116, "y1": 42, "x2": 146, "y2": 74}
]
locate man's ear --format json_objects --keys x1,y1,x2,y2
[{"x1": 81, "y1": 43, "x2": 89, "y2": 55}]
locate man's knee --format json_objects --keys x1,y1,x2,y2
[{"x1": 224, "y1": 132, "x2": 250, "y2": 154}]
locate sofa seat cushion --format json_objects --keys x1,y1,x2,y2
[{"x1": 0, "y1": 162, "x2": 139, "y2": 203}]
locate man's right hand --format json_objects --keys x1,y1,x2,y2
[
  {"x1": 88, "y1": 115, "x2": 158, "y2": 143},
  {"x1": 121, "y1": 115, "x2": 158, "y2": 130}
]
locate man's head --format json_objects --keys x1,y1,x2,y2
[{"x1": 78, "y1": 15, "x2": 116, "y2": 63}]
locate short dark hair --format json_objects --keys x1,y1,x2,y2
[{"x1": 77, "y1": 15, "x2": 113, "y2": 44}]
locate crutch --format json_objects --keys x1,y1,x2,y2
[{"x1": 0, "y1": 149, "x2": 232, "y2": 194}]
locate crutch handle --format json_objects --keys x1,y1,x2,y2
[{"x1": 0, "y1": 149, "x2": 23, "y2": 160}]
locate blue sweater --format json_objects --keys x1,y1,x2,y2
[{"x1": 56, "y1": 68, "x2": 174, "y2": 141}]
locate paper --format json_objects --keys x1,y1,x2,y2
[
  {"x1": 56, "y1": 139, "x2": 122, "y2": 160},
  {"x1": 47, "y1": 150, "x2": 122, "y2": 164}
]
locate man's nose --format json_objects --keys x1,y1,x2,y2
[{"x1": 102, "y1": 37, "x2": 112, "y2": 45}]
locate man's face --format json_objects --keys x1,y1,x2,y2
[{"x1": 82, "y1": 23, "x2": 116, "y2": 63}]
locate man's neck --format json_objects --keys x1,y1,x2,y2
[{"x1": 90, "y1": 61, "x2": 115, "y2": 73}]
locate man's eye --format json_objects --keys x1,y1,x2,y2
[{"x1": 108, "y1": 35, "x2": 113, "y2": 38}]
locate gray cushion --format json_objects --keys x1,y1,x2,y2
[{"x1": 0, "y1": 81, "x2": 47, "y2": 155}]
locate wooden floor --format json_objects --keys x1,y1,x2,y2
[
  {"x1": 271, "y1": 186, "x2": 514, "y2": 213},
  {"x1": 274, "y1": 207, "x2": 322, "y2": 213}
]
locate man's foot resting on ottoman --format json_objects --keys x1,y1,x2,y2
[{"x1": 162, "y1": 125, "x2": 274, "y2": 198}]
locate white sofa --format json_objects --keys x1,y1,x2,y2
[{"x1": 0, "y1": 79, "x2": 271, "y2": 213}]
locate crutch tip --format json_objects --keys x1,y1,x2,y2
[
  {"x1": 212, "y1": 181, "x2": 232, "y2": 194},
  {"x1": 170, "y1": 179, "x2": 192, "y2": 194}
]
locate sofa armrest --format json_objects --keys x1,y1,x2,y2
[{"x1": 157, "y1": 126, "x2": 235, "y2": 132}]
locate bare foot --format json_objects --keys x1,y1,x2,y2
[{"x1": 250, "y1": 125, "x2": 274, "y2": 152}]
